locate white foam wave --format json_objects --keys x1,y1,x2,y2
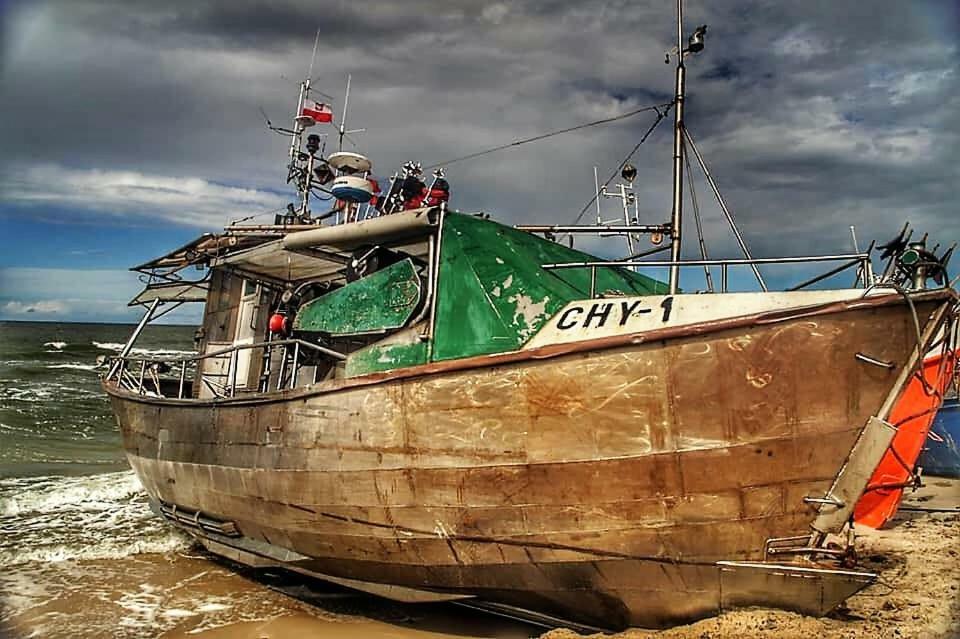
[
  {"x1": 0, "y1": 532, "x2": 190, "y2": 566},
  {"x1": 0, "y1": 471, "x2": 143, "y2": 517},
  {"x1": 1, "y1": 382, "x2": 102, "y2": 402},
  {"x1": 0, "y1": 471, "x2": 193, "y2": 567},
  {"x1": 46, "y1": 363, "x2": 99, "y2": 371},
  {"x1": 43, "y1": 341, "x2": 67, "y2": 350},
  {"x1": 93, "y1": 341, "x2": 195, "y2": 358},
  {"x1": 92, "y1": 341, "x2": 126, "y2": 351}
]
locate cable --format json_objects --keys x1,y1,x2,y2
[
  {"x1": 569, "y1": 103, "x2": 672, "y2": 226},
  {"x1": 424, "y1": 101, "x2": 673, "y2": 171},
  {"x1": 685, "y1": 148, "x2": 714, "y2": 292}
]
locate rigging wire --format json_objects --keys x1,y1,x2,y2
[
  {"x1": 423, "y1": 101, "x2": 673, "y2": 171},
  {"x1": 684, "y1": 148, "x2": 714, "y2": 292},
  {"x1": 569, "y1": 102, "x2": 673, "y2": 226}
]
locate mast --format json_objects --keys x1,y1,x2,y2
[
  {"x1": 668, "y1": 0, "x2": 686, "y2": 294},
  {"x1": 292, "y1": 30, "x2": 322, "y2": 217},
  {"x1": 338, "y1": 74, "x2": 351, "y2": 151}
]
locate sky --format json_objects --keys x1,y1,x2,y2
[{"x1": 1, "y1": 0, "x2": 958, "y2": 324}]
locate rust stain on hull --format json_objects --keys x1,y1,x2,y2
[{"x1": 107, "y1": 295, "x2": 949, "y2": 629}]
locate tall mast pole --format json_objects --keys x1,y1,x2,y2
[
  {"x1": 668, "y1": 0, "x2": 686, "y2": 294},
  {"x1": 294, "y1": 30, "x2": 321, "y2": 216},
  {"x1": 289, "y1": 80, "x2": 307, "y2": 167},
  {"x1": 338, "y1": 74, "x2": 351, "y2": 151}
]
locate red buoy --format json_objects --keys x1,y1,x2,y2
[{"x1": 268, "y1": 313, "x2": 288, "y2": 334}]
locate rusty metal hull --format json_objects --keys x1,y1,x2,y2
[{"x1": 107, "y1": 295, "x2": 946, "y2": 629}]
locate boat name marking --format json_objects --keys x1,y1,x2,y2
[{"x1": 555, "y1": 297, "x2": 674, "y2": 331}]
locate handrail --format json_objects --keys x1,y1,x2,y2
[
  {"x1": 541, "y1": 253, "x2": 871, "y2": 269},
  {"x1": 541, "y1": 253, "x2": 872, "y2": 296},
  {"x1": 109, "y1": 338, "x2": 345, "y2": 365},
  {"x1": 106, "y1": 338, "x2": 347, "y2": 400}
]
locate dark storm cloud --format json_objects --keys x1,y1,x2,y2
[{"x1": 1, "y1": 0, "x2": 957, "y2": 264}]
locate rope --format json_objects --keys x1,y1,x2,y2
[
  {"x1": 425, "y1": 101, "x2": 673, "y2": 170},
  {"x1": 569, "y1": 103, "x2": 673, "y2": 226}
]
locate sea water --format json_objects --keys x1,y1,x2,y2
[{"x1": 0, "y1": 321, "x2": 534, "y2": 638}]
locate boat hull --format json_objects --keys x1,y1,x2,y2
[
  {"x1": 918, "y1": 398, "x2": 960, "y2": 478},
  {"x1": 854, "y1": 351, "x2": 957, "y2": 528},
  {"x1": 108, "y1": 295, "x2": 947, "y2": 629}
]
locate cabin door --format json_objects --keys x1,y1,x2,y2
[{"x1": 231, "y1": 279, "x2": 260, "y2": 391}]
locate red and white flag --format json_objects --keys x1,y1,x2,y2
[{"x1": 300, "y1": 99, "x2": 333, "y2": 124}]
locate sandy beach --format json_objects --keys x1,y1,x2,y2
[{"x1": 3, "y1": 479, "x2": 957, "y2": 639}]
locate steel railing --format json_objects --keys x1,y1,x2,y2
[
  {"x1": 107, "y1": 338, "x2": 345, "y2": 399},
  {"x1": 541, "y1": 253, "x2": 874, "y2": 297}
]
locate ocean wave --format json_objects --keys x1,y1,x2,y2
[
  {"x1": 92, "y1": 341, "x2": 196, "y2": 358},
  {"x1": 0, "y1": 471, "x2": 143, "y2": 517},
  {"x1": 46, "y1": 363, "x2": 100, "y2": 371},
  {"x1": 1, "y1": 382, "x2": 103, "y2": 403},
  {"x1": 92, "y1": 341, "x2": 126, "y2": 351},
  {"x1": 0, "y1": 471, "x2": 192, "y2": 567},
  {"x1": 0, "y1": 533, "x2": 191, "y2": 566},
  {"x1": 43, "y1": 341, "x2": 68, "y2": 350}
]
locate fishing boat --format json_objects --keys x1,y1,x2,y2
[
  {"x1": 853, "y1": 350, "x2": 957, "y2": 527},
  {"x1": 853, "y1": 235, "x2": 958, "y2": 528},
  {"x1": 103, "y1": 2, "x2": 959, "y2": 631},
  {"x1": 918, "y1": 395, "x2": 960, "y2": 478}
]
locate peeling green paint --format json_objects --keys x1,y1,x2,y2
[
  {"x1": 294, "y1": 258, "x2": 421, "y2": 335},
  {"x1": 431, "y1": 213, "x2": 667, "y2": 361},
  {"x1": 338, "y1": 213, "x2": 667, "y2": 376},
  {"x1": 345, "y1": 327, "x2": 428, "y2": 376}
]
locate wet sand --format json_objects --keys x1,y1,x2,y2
[
  {"x1": 547, "y1": 478, "x2": 960, "y2": 639},
  {"x1": 0, "y1": 551, "x2": 538, "y2": 638},
  {"x1": 2, "y1": 480, "x2": 957, "y2": 639}
]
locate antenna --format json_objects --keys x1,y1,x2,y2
[
  {"x1": 593, "y1": 167, "x2": 602, "y2": 225},
  {"x1": 336, "y1": 74, "x2": 366, "y2": 151},
  {"x1": 339, "y1": 74, "x2": 351, "y2": 151},
  {"x1": 307, "y1": 28, "x2": 321, "y2": 82}
]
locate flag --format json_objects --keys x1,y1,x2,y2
[{"x1": 300, "y1": 99, "x2": 333, "y2": 124}]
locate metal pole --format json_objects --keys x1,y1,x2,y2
[
  {"x1": 542, "y1": 253, "x2": 871, "y2": 269},
  {"x1": 864, "y1": 240, "x2": 876, "y2": 285},
  {"x1": 721, "y1": 263, "x2": 728, "y2": 292},
  {"x1": 593, "y1": 166, "x2": 603, "y2": 225},
  {"x1": 683, "y1": 128, "x2": 767, "y2": 291},
  {"x1": 178, "y1": 361, "x2": 186, "y2": 399},
  {"x1": 229, "y1": 349, "x2": 238, "y2": 397},
  {"x1": 108, "y1": 298, "x2": 160, "y2": 379},
  {"x1": 668, "y1": 0, "x2": 686, "y2": 294},
  {"x1": 685, "y1": 151, "x2": 714, "y2": 292},
  {"x1": 516, "y1": 224, "x2": 671, "y2": 234},
  {"x1": 277, "y1": 344, "x2": 288, "y2": 390},
  {"x1": 850, "y1": 226, "x2": 861, "y2": 287},
  {"x1": 289, "y1": 81, "x2": 306, "y2": 165},
  {"x1": 291, "y1": 342, "x2": 300, "y2": 389},
  {"x1": 590, "y1": 266, "x2": 597, "y2": 297},
  {"x1": 339, "y1": 74, "x2": 351, "y2": 151},
  {"x1": 787, "y1": 259, "x2": 861, "y2": 291},
  {"x1": 302, "y1": 151, "x2": 314, "y2": 215},
  {"x1": 619, "y1": 184, "x2": 637, "y2": 259}
]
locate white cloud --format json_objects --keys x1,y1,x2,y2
[
  {"x1": 773, "y1": 27, "x2": 828, "y2": 60},
  {"x1": 2, "y1": 300, "x2": 69, "y2": 314},
  {"x1": 0, "y1": 268, "x2": 202, "y2": 324},
  {"x1": 0, "y1": 165, "x2": 287, "y2": 228},
  {"x1": 707, "y1": 96, "x2": 934, "y2": 166},
  {"x1": 481, "y1": 3, "x2": 509, "y2": 25},
  {"x1": 885, "y1": 68, "x2": 955, "y2": 105}
]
